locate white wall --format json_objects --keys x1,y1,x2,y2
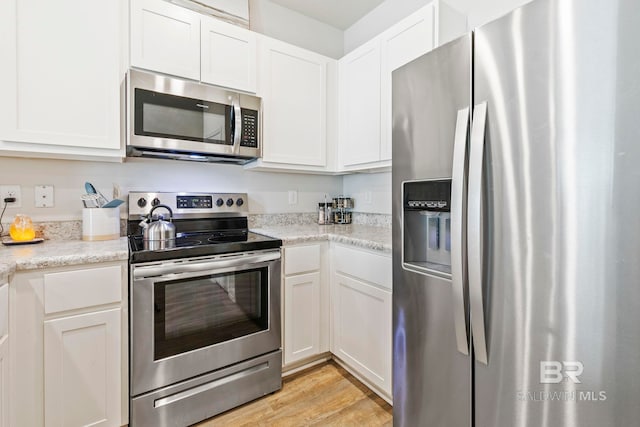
[
  {"x1": 249, "y1": 0, "x2": 344, "y2": 58},
  {"x1": 343, "y1": 172, "x2": 392, "y2": 215},
  {"x1": 0, "y1": 157, "x2": 342, "y2": 221},
  {"x1": 344, "y1": 0, "x2": 532, "y2": 53}
]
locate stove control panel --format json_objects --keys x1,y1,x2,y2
[
  {"x1": 129, "y1": 192, "x2": 249, "y2": 218},
  {"x1": 177, "y1": 195, "x2": 213, "y2": 209}
]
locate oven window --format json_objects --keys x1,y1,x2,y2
[
  {"x1": 154, "y1": 267, "x2": 268, "y2": 360},
  {"x1": 134, "y1": 88, "x2": 233, "y2": 145}
]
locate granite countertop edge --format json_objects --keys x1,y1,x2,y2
[
  {"x1": 0, "y1": 237, "x2": 129, "y2": 275},
  {"x1": 251, "y1": 225, "x2": 392, "y2": 254},
  {"x1": 0, "y1": 225, "x2": 391, "y2": 280}
]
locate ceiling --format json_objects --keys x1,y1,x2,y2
[{"x1": 268, "y1": 0, "x2": 387, "y2": 30}]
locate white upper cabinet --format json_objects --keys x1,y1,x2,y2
[
  {"x1": 201, "y1": 17, "x2": 257, "y2": 93},
  {"x1": 339, "y1": 39, "x2": 382, "y2": 168},
  {"x1": 131, "y1": 0, "x2": 257, "y2": 93},
  {"x1": 247, "y1": 36, "x2": 336, "y2": 171},
  {"x1": 0, "y1": 0, "x2": 125, "y2": 159},
  {"x1": 338, "y1": 1, "x2": 466, "y2": 172},
  {"x1": 131, "y1": 0, "x2": 201, "y2": 81}
]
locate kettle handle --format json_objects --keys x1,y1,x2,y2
[{"x1": 149, "y1": 204, "x2": 174, "y2": 222}]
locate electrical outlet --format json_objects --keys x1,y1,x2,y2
[
  {"x1": 0, "y1": 185, "x2": 22, "y2": 208},
  {"x1": 364, "y1": 191, "x2": 372, "y2": 204},
  {"x1": 288, "y1": 190, "x2": 298, "y2": 205}
]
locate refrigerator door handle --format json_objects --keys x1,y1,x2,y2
[
  {"x1": 450, "y1": 107, "x2": 470, "y2": 356},
  {"x1": 468, "y1": 102, "x2": 489, "y2": 365}
]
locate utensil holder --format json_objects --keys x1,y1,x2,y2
[{"x1": 82, "y1": 208, "x2": 120, "y2": 241}]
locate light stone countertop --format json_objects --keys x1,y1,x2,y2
[
  {"x1": 251, "y1": 224, "x2": 392, "y2": 253},
  {"x1": 0, "y1": 237, "x2": 129, "y2": 276}
]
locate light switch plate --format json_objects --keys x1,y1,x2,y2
[{"x1": 35, "y1": 185, "x2": 54, "y2": 208}]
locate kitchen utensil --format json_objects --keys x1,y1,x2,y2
[
  {"x1": 140, "y1": 204, "x2": 176, "y2": 250},
  {"x1": 81, "y1": 193, "x2": 100, "y2": 208},
  {"x1": 102, "y1": 198, "x2": 125, "y2": 209},
  {"x1": 84, "y1": 182, "x2": 109, "y2": 207}
]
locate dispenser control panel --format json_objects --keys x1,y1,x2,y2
[{"x1": 403, "y1": 180, "x2": 451, "y2": 212}]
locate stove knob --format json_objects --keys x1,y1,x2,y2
[
  {"x1": 236, "y1": 198, "x2": 244, "y2": 207},
  {"x1": 151, "y1": 198, "x2": 161, "y2": 207},
  {"x1": 137, "y1": 198, "x2": 147, "y2": 208},
  {"x1": 216, "y1": 198, "x2": 224, "y2": 207},
  {"x1": 226, "y1": 198, "x2": 234, "y2": 207}
]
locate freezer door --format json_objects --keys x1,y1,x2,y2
[
  {"x1": 473, "y1": 0, "x2": 640, "y2": 425},
  {"x1": 392, "y1": 34, "x2": 472, "y2": 427}
]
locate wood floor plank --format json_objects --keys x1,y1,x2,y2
[{"x1": 197, "y1": 361, "x2": 392, "y2": 426}]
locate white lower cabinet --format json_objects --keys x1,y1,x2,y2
[
  {"x1": 284, "y1": 272, "x2": 320, "y2": 363},
  {"x1": 10, "y1": 262, "x2": 128, "y2": 427},
  {"x1": 0, "y1": 281, "x2": 8, "y2": 427},
  {"x1": 0, "y1": 335, "x2": 7, "y2": 427},
  {"x1": 281, "y1": 241, "x2": 392, "y2": 400},
  {"x1": 44, "y1": 308, "x2": 121, "y2": 427},
  {"x1": 282, "y1": 243, "x2": 329, "y2": 367},
  {"x1": 331, "y1": 244, "x2": 392, "y2": 401}
]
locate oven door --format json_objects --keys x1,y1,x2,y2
[{"x1": 130, "y1": 249, "x2": 281, "y2": 396}]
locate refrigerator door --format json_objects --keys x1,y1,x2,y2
[
  {"x1": 473, "y1": 0, "x2": 640, "y2": 425},
  {"x1": 392, "y1": 34, "x2": 471, "y2": 427}
]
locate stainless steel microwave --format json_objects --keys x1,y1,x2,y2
[{"x1": 127, "y1": 69, "x2": 261, "y2": 164}]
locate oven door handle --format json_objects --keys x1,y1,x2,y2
[{"x1": 133, "y1": 250, "x2": 281, "y2": 279}]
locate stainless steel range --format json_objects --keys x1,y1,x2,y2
[{"x1": 128, "y1": 192, "x2": 282, "y2": 427}]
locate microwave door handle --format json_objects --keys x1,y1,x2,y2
[{"x1": 232, "y1": 96, "x2": 242, "y2": 154}]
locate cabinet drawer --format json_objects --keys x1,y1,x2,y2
[
  {"x1": 284, "y1": 244, "x2": 321, "y2": 275},
  {"x1": 333, "y1": 245, "x2": 391, "y2": 290},
  {"x1": 44, "y1": 265, "x2": 122, "y2": 314}
]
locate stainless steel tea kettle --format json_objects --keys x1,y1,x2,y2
[{"x1": 140, "y1": 204, "x2": 176, "y2": 250}]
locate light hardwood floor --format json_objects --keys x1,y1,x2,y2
[{"x1": 196, "y1": 361, "x2": 393, "y2": 426}]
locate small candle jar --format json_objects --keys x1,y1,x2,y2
[{"x1": 9, "y1": 214, "x2": 35, "y2": 241}]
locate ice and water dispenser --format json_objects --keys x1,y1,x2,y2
[{"x1": 402, "y1": 179, "x2": 452, "y2": 278}]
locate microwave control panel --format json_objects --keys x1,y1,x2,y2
[{"x1": 240, "y1": 109, "x2": 259, "y2": 148}]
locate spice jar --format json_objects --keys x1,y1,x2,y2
[
  {"x1": 318, "y1": 203, "x2": 326, "y2": 225},
  {"x1": 9, "y1": 214, "x2": 35, "y2": 241}
]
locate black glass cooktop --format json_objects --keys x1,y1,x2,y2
[{"x1": 128, "y1": 217, "x2": 281, "y2": 263}]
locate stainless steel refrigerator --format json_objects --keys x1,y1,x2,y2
[{"x1": 392, "y1": 0, "x2": 640, "y2": 426}]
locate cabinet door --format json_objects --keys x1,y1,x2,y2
[
  {"x1": 380, "y1": 5, "x2": 434, "y2": 160},
  {"x1": 0, "y1": 336, "x2": 8, "y2": 427},
  {"x1": 339, "y1": 39, "x2": 381, "y2": 167},
  {"x1": 284, "y1": 272, "x2": 321, "y2": 365},
  {"x1": 201, "y1": 17, "x2": 256, "y2": 93},
  {"x1": 332, "y1": 272, "x2": 392, "y2": 397},
  {"x1": 259, "y1": 37, "x2": 327, "y2": 167},
  {"x1": 44, "y1": 308, "x2": 121, "y2": 427},
  {"x1": 0, "y1": 283, "x2": 6, "y2": 427},
  {"x1": 131, "y1": 0, "x2": 200, "y2": 80},
  {"x1": 0, "y1": 0, "x2": 122, "y2": 151}
]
